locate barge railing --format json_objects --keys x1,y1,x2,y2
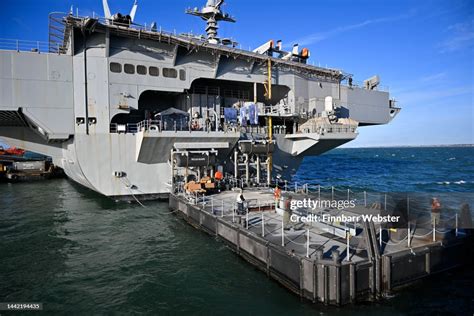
[{"x1": 170, "y1": 189, "x2": 473, "y2": 305}]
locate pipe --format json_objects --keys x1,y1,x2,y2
[
  {"x1": 256, "y1": 155, "x2": 260, "y2": 184},
  {"x1": 267, "y1": 58, "x2": 272, "y2": 100},
  {"x1": 243, "y1": 153, "x2": 249, "y2": 185},
  {"x1": 266, "y1": 157, "x2": 271, "y2": 186},
  {"x1": 170, "y1": 149, "x2": 175, "y2": 193},
  {"x1": 82, "y1": 30, "x2": 89, "y2": 135},
  {"x1": 267, "y1": 118, "x2": 272, "y2": 183},
  {"x1": 253, "y1": 82, "x2": 257, "y2": 103},
  {"x1": 234, "y1": 150, "x2": 238, "y2": 178}
]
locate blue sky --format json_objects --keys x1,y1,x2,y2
[{"x1": 1, "y1": 0, "x2": 473, "y2": 147}]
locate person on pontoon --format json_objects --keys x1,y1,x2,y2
[
  {"x1": 431, "y1": 197, "x2": 441, "y2": 226},
  {"x1": 236, "y1": 189, "x2": 246, "y2": 215}
]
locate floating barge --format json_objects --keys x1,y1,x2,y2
[
  {"x1": 0, "y1": 151, "x2": 62, "y2": 182},
  {"x1": 169, "y1": 188, "x2": 473, "y2": 305}
]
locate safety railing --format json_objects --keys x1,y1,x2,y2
[
  {"x1": 0, "y1": 38, "x2": 50, "y2": 53},
  {"x1": 184, "y1": 191, "x2": 364, "y2": 261},
  {"x1": 110, "y1": 119, "x2": 242, "y2": 134},
  {"x1": 174, "y1": 181, "x2": 472, "y2": 262},
  {"x1": 298, "y1": 122, "x2": 358, "y2": 134},
  {"x1": 264, "y1": 104, "x2": 293, "y2": 116},
  {"x1": 345, "y1": 79, "x2": 390, "y2": 92},
  {"x1": 109, "y1": 120, "x2": 188, "y2": 134}
]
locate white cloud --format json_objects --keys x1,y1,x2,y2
[
  {"x1": 419, "y1": 72, "x2": 446, "y2": 83},
  {"x1": 290, "y1": 11, "x2": 415, "y2": 47},
  {"x1": 438, "y1": 20, "x2": 474, "y2": 53}
]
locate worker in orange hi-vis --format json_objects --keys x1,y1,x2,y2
[
  {"x1": 274, "y1": 185, "x2": 282, "y2": 210},
  {"x1": 215, "y1": 171, "x2": 223, "y2": 181},
  {"x1": 214, "y1": 170, "x2": 224, "y2": 191}
]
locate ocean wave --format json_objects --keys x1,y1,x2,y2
[
  {"x1": 447, "y1": 157, "x2": 456, "y2": 161},
  {"x1": 436, "y1": 180, "x2": 466, "y2": 185}
]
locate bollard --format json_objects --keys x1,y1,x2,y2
[
  {"x1": 232, "y1": 204, "x2": 235, "y2": 223},
  {"x1": 262, "y1": 212, "x2": 265, "y2": 237},
  {"x1": 347, "y1": 188, "x2": 350, "y2": 201},
  {"x1": 306, "y1": 229, "x2": 310, "y2": 258},
  {"x1": 318, "y1": 185, "x2": 321, "y2": 201},
  {"x1": 331, "y1": 186, "x2": 334, "y2": 201},
  {"x1": 295, "y1": 182, "x2": 298, "y2": 193},
  {"x1": 433, "y1": 219, "x2": 436, "y2": 242},
  {"x1": 364, "y1": 191, "x2": 367, "y2": 207},
  {"x1": 211, "y1": 196, "x2": 214, "y2": 214}
]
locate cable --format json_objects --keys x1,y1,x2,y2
[
  {"x1": 119, "y1": 177, "x2": 146, "y2": 208},
  {"x1": 382, "y1": 234, "x2": 408, "y2": 245},
  {"x1": 412, "y1": 231, "x2": 433, "y2": 238}
]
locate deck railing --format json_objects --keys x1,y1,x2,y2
[
  {"x1": 109, "y1": 119, "x2": 239, "y2": 134},
  {"x1": 0, "y1": 38, "x2": 50, "y2": 54},
  {"x1": 298, "y1": 123, "x2": 358, "y2": 134}
]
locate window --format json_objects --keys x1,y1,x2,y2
[
  {"x1": 179, "y1": 69, "x2": 186, "y2": 81},
  {"x1": 149, "y1": 66, "x2": 159, "y2": 77},
  {"x1": 163, "y1": 68, "x2": 177, "y2": 78},
  {"x1": 124, "y1": 64, "x2": 135, "y2": 74},
  {"x1": 110, "y1": 62, "x2": 122, "y2": 73},
  {"x1": 137, "y1": 65, "x2": 147, "y2": 75}
]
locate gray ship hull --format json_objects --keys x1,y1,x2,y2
[{"x1": 0, "y1": 12, "x2": 399, "y2": 199}]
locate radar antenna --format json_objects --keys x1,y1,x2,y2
[{"x1": 186, "y1": 0, "x2": 236, "y2": 44}]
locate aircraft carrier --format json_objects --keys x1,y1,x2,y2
[{"x1": 0, "y1": 0, "x2": 400, "y2": 199}]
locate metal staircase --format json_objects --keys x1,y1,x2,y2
[{"x1": 48, "y1": 13, "x2": 71, "y2": 54}]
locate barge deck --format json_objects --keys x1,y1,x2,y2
[{"x1": 169, "y1": 188, "x2": 473, "y2": 305}]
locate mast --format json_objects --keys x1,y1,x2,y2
[{"x1": 186, "y1": 0, "x2": 236, "y2": 44}]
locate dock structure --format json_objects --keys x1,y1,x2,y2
[{"x1": 169, "y1": 187, "x2": 473, "y2": 305}]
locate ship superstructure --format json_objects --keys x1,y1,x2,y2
[{"x1": 0, "y1": 0, "x2": 400, "y2": 199}]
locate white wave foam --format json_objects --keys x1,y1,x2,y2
[{"x1": 437, "y1": 181, "x2": 451, "y2": 185}]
